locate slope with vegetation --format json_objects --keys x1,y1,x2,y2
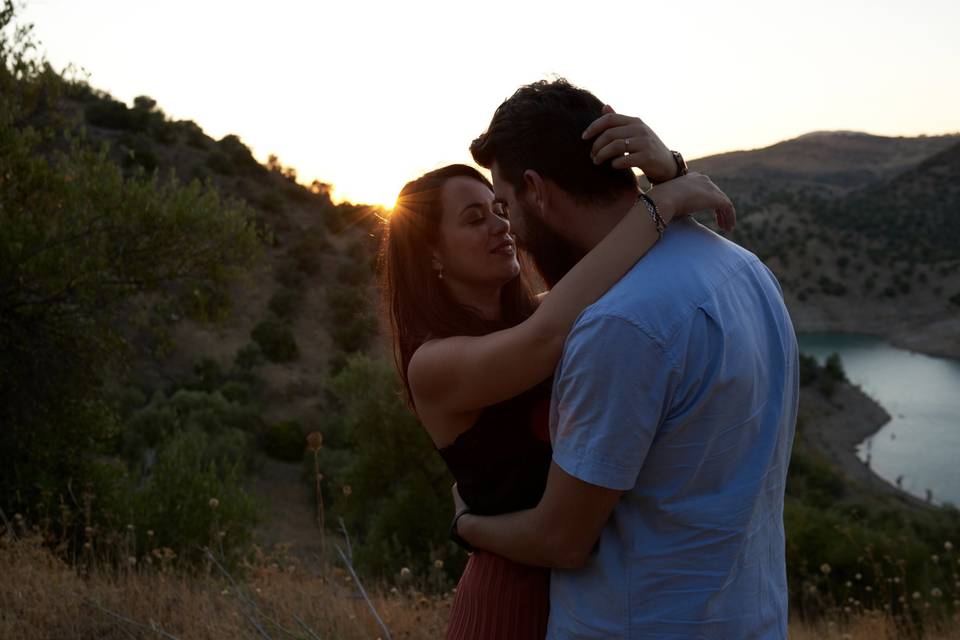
[
  {"x1": 2, "y1": 2, "x2": 960, "y2": 635},
  {"x1": 691, "y1": 131, "x2": 960, "y2": 357}
]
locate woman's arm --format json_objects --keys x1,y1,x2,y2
[{"x1": 409, "y1": 173, "x2": 735, "y2": 422}]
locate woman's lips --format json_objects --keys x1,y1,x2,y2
[{"x1": 491, "y1": 240, "x2": 516, "y2": 256}]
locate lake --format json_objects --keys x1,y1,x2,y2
[{"x1": 796, "y1": 333, "x2": 960, "y2": 506}]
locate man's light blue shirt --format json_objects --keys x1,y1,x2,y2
[{"x1": 548, "y1": 219, "x2": 799, "y2": 639}]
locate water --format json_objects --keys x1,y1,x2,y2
[{"x1": 796, "y1": 333, "x2": 960, "y2": 506}]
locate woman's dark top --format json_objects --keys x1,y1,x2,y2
[{"x1": 438, "y1": 379, "x2": 553, "y2": 516}]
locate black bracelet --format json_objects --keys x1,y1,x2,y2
[
  {"x1": 636, "y1": 192, "x2": 666, "y2": 238},
  {"x1": 449, "y1": 508, "x2": 475, "y2": 553}
]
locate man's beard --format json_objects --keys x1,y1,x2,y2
[{"x1": 514, "y1": 201, "x2": 585, "y2": 289}]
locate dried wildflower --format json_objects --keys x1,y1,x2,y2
[
  {"x1": 390, "y1": 587, "x2": 398, "y2": 595},
  {"x1": 400, "y1": 567, "x2": 411, "y2": 578},
  {"x1": 845, "y1": 581, "x2": 852, "y2": 588},
  {"x1": 820, "y1": 563, "x2": 831, "y2": 575},
  {"x1": 931, "y1": 588, "x2": 943, "y2": 598},
  {"x1": 932, "y1": 554, "x2": 940, "y2": 563},
  {"x1": 912, "y1": 591, "x2": 922, "y2": 600},
  {"x1": 209, "y1": 498, "x2": 220, "y2": 510},
  {"x1": 434, "y1": 559, "x2": 444, "y2": 570},
  {"x1": 854, "y1": 573, "x2": 862, "y2": 580},
  {"x1": 866, "y1": 586, "x2": 873, "y2": 593},
  {"x1": 127, "y1": 556, "x2": 136, "y2": 566},
  {"x1": 126, "y1": 524, "x2": 134, "y2": 531},
  {"x1": 342, "y1": 485, "x2": 353, "y2": 497},
  {"x1": 307, "y1": 432, "x2": 323, "y2": 451},
  {"x1": 946, "y1": 541, "x2": 954, "y2": 551},
  {"x1": 147, "y1": 529, "x2": 154, "y2": 537}
]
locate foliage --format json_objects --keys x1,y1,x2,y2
[
  {"x1": 268, "y1": 286, "x2": 303, "y2": 320},
  {"x1": 125, "y1": 428, "x2": 261, "y2": 566},
  {"x1": 327, "y1": 284, "x2": 377, "y2": 353},
  {"x1": 0, "y1": 1, "x2": 260, "y2": 546},
  {"x1": 251, "y1": 317, "x2": 299, "y2": 362},
  {"x1": 262, "y1": 420, "x2": 306, "y2": 462},
  {"x1": 320, "y1": 354, "x2": 462, "y2": 585}
]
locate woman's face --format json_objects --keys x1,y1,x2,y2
[{"x1": 434, "y1": 176, "x2": 519, "y2": 288}]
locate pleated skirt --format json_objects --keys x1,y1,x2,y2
[{"x1": 446, "y1": 551, "x2": 550, "y2": 640}]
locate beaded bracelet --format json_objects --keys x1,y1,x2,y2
[{"x1": 636, "y1": 192, "x2": 666, "y2": 238}]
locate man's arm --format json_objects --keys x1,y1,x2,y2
[
  {"x1": 455, "y1": 462, "x2": 622, "y2": 569},
  {"x1": 455, "y1": 314, "x2": 677, "y2": 569}
]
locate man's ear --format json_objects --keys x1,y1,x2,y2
[{"x1": 522, "y1": 169, "x2": 548, "y2": 218}]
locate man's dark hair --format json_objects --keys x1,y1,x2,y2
[{"x1": 470, "y1": 78, "x2": 638, "y2": 204}]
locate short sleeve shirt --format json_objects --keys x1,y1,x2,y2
[{"x1": 547, "y1": 219, "x2": 799, "y2": 639}]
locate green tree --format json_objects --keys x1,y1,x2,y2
[
  {"x1": 0, "y1": 1, "x2": 260, "y2": 528},
  {"x1": 324, "y1": 354, "x2": 463, "y2": 583}
]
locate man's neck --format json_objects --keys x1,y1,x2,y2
[{"x1": 565, "y1": 189, "x2": 639, "y2": 253}]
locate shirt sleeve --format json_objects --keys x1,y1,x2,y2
[{"x1": 551, "y1": 313, "x2": 679, "y2": 491}]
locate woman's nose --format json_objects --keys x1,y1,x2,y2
[{"x1": 491, "y1": 212, "x2": 510, "y2": 234}]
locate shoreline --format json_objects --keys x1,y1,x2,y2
[
  {"x1": 787, "y1": 300, "x2": 960, "y2": 361},
  {"x1": 797, "y1": 382, "x2": 932, "y2": 509}
]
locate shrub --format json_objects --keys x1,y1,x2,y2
[
  {"x1": 329, "y1": 315, "x2": 377, "y2": 353},
  {"x1": 262, "y1": 420, "x2": 306, "y2": 462},
  {"x1": 268, "y1": 287, "x2": 302, "y2": 320},
  {"x1": 251, "y1": 318, "x2": 299, "y2": 362},
  {"x1": 823, "y1": 353, "x2": 846, "y2": 382},
  {"x1": 274, "y1": 259, "x2": 306, "y2": 288},
  {"x1": 234, "y1": 342, "x2": 265, "y2": 370},
  {"x1": 323, "y1": 355, "x2": 462, "y2": 585},
  {"x1": 288, "y1": 228, "x2": 329, "y2": 275},
  {"x1": 799, "y1": 354, "x2": 819, "y2": 387},
  {"x1": 127, "y1": 429, "x2": 260, "y2": 567}
]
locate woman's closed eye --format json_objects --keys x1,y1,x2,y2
[{"x1": 493, "y1": 201, "x2": 510, "y2": 219}]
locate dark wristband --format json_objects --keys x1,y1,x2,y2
[
  {"x1": 636, "y1": 192, "x2": 666, "y2": 238},
  {"x1": 449, "y1": 508, "x2": 475, "y2": 553}
]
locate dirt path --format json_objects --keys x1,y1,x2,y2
[{"x1": 247, "y1": 457, "x2": 328, "y2": 570}]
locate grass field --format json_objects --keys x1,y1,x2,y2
[{"x1": 4, "y1": 528, "x2": 959, "y2": 640}]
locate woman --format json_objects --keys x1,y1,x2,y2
[{"x1": 379, "y1": 117, "x2": 734, "y2": 639}]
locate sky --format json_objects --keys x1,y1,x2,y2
[{"x1": 19, "y1": 0, "x2": 960, "y2": 206}]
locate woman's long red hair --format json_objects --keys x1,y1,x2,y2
[{"x1": 378, "y1": 165, "x2": 538, "y2": 409}]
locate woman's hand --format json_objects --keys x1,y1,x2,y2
[
  {"x1": 582, "y1": 105, "x2": 677, "y2": 183},
  {"x1": 649, "y1": 172, "x2": 736, "y2": 233}
]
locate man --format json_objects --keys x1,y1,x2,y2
[{"x1": 452, "y1": 79, "x2": 799, "y2": 638}]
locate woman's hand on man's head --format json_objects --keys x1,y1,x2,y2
[{"x1": 582, "y1": 106, "x2": 676, "y2": 183}]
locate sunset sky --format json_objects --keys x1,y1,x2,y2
[{"x1": 21, "y1": 0, "x2": 960, "y2": 206}]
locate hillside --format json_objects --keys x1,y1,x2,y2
[
  {"x1": 67, "y1": 87, "x2": 385, "y2": 428},
  {"x1": 690, "y1": 131, "x2": 960, "y2": 202},
  {"x1": 692, "y1": 131, "x2": 960, "y2": 357}
]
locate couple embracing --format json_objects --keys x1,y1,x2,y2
[{"x1": 379, "y1": 79, "x2": 799, "y2": 639}]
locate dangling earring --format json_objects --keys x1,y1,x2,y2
[{"x1": 437, "y1": 265, "x2": 444, "y2": 280}]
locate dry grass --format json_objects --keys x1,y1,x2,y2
[
  {"x1": 4, "y1": 528, "x2": 960, "y2": 639},
  {"x1": 1, "y1": 531, "x2": 448, "y2": 639}
]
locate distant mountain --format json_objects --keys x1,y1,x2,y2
[{"x1": 689, "y1": 131, "x2": 960, "y2": 203}]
